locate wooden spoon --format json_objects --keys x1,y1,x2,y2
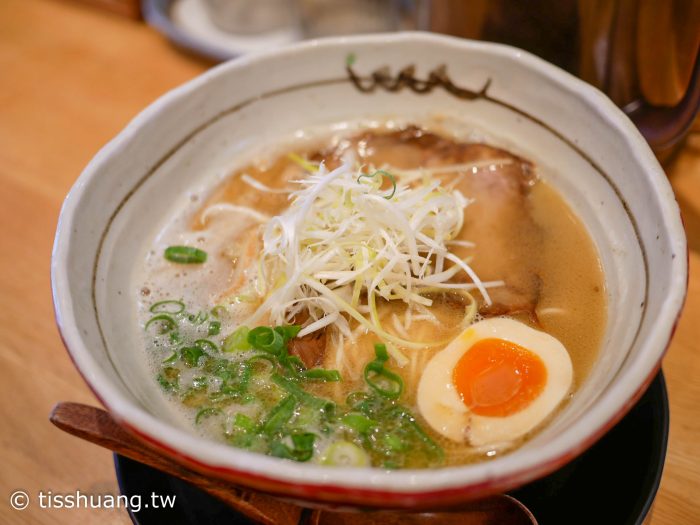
[{"x1": 49, "y1": 402, "x2": 537, "y2": 525}]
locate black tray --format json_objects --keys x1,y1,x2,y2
[{"x1": 115, "y1": 372, "x2": 668, "y2": 525}]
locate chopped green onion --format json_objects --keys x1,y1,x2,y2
[
  {"x1": 341, "y1": 413, "x2": 375, "y2": 434},
  {"x1": 411, "y1": 423, "x2": 443, "y2": 460},
  {"x1": 157, "y1": 367, "x2": 180, "y2": 392},
  {"x1": 180, "y1": 345, "x2": 206, "y2": 367},
  {"x1": 210, "y1": 305, "x2": 227, "y2": 318},
  {"x1": 162, "y1": 351, "x2": 178, "y2": 364},
  {"x1": 149, "y1": 300, "x2": 185, "y2": 314},
  {"x1": 355, "y1": 396, "x2": 384, "y2": 418},
  {"x1": 274, "y1": 325, "x2": 302, "y2": 343},
  {"x1": 145, "y1": 314, "x2": 177, "y2": 334},
  {"x1": 191, "y1": 376, "x2": 208, "y2": 389},
  {"x1": 195, "y1": 407, "x2": 221, "y2": 424},
  {"x1": 247, "y1": 353, "x2": 278, "y2": 368},
  {"x1": 164, "y1": 246, "x2": 207, "y2": 264},
  {"x1": 194, "y1": 339, "x2": 218, "y2": 353},
  {"x1": 393, "y1": 407, "x2": 444, "y2": 460},
  {"x1": 373, "y1": 343, "x2": 389, "y2": 363},
  {"x1": 379, "y1": 405, "x2": 444, "y2": 461},
  {"x1": 261, "y1": 396, "x2": 297, "y2": 435},
  {"x1": 302, "y1": 369, "x2": 342, "y2": 382},
  {"x1": 291, "y1": 432, "x2": 315, "y2": 452},
  {"x1": 169, "y1": 331, "x2": 182, "y2": 344},
  {"x1": 363, "y1": 344, "x2": 404, "y2": 399},
  {"x1": 322, "y1": 441, "x2": 370, "y2": 467},
  {"x1": 357, "y1": 170, "x2": 397, "y2": 200},
  {"x1": 345, "y1": 52, "x2": 356, "y2": 67},
  {"x1": 346, "y1": 391, "x2": 370, "y2": 408},
  {"x1": 248, "y1": 326, "x2": 285, "y2": 355},
  {"x1": 208, "y1": 360, "x2": 251, "y2": 395},
  {"x1": 241, "y1": 393, "x2": 256, "y2": 404},
  {"x1": 270, "y1": 432, "x2": 316, "y2": 462},
  {"x1": 364, "y1": 365, "x2": 404, "y2": 399},
  {"x1": 271, "y1": 373, "x2": 308, "y2": 396},
  {"x1": 223, "y1": 326, "x2": 252, "y2": 352},
  {"x1": 280, "y1": 354, "x2": 306, "y2": 376},
  {"x1": 188, "y1": 311, "x2": 209, "y2": 324},
  {"x1": 150, "y1": 309, "x2": 446, "y2": 468},
  {"x1": 271, "y1": 373, "x2": 335, "y2": 412},
  {"x1": 208, "y1": 320, "x2": 221, "y2": 336},
  {"x1": 383, "y1": 433, "x2": 406, "y2": 452},
  {"x1": 233, "y1": 413, "x2": 256, "y2": 433}
]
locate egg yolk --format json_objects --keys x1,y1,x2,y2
[{"x1": 452, "y1": 338, "x2": 547, "y2": 417}]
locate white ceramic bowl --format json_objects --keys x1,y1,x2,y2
[{"x1": 52, "y1": 33, "x2": 687, "y2": 508}]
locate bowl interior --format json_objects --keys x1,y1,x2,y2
[{"x1": 53, "y1": 33, "x2": 685, "y2": 500}]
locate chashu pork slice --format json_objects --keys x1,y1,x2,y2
[{"x1": 321, "y1": 126, "x2": 543, "y2": 318}]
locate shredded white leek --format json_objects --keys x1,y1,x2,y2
[
  {"x1": 200, "y1": 203, "x2": 270, "y2": 224},
  {"x1": 239, "y1": 156, "x2": 499, "y2": 356},
  {"x1": 240, "y1": 174, "x2": 292, "y2": 194}
]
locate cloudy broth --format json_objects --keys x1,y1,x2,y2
[{"x1": 137, "y1": 125, "x2": 606, "y2": 468}]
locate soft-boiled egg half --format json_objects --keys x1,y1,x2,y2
[{"x1": 417, "y1": 317, "x2": 573, "y2": 447}]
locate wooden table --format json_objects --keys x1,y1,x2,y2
[{"x1": 0, "y1": 0, "x2": 698, "y2": 523}]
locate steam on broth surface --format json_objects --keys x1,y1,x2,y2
[{"x1": 139, "y1": 125, "x2": 606, "y2": 468}]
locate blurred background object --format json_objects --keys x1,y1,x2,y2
[
  {"x1": 142, "y1": 0, "x2": 427, "y2": 60},
  {"x1": 73, "y1": 0, "x2": 699, "y2": 157},
  {"x1": 143, "y1": 0, "x2": 302, "y2": 60},
  {"x1": 430, "y1": 0, "x2": 700, "y2": 159},
  {"x1": 202, "y1": 0, "x2": 296, "y2": 34},
  {"x1": 298, "y1": 0, "x2": 427, "y2": 38}
]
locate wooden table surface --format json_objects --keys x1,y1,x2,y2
[{"x1": 1, "y1": 0, "x2": 698, "y2": 523}]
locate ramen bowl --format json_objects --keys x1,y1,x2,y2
[{"x1": 51, "y1": 32, "x2": 687, "y2": 508}]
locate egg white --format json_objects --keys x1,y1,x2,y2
[{"x1": 416, "y1": 317, "x2": 573, "y2": 447}]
